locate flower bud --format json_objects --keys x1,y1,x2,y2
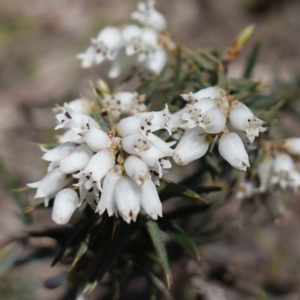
[
  {"x1": 60, "y1": 144, "x2": 93, "y2": 174},
  {"x1": 96, "y1": 167, "x2": 122, "y2": 216},
  {"x1": 140, "y1": 178, "x2": 162, "y2": 219},
  {"x1": 273, "y1": 153, "x2": 294, "y2": 173},
  {"x1": 173, "y1": 127, "x2": 210, "y2": 166},
  {"x1": 83, "y1": 127, "x2": 111, "y2": 152},
  {"x1": 218, "y1": 133, "x2": 250, "y2": 171},
  {"x1": 114, "y1": 176, "x2": 141, "y2": 223},
  {"x1": 284, "y1": 138, "x2": 300, "y2": 156},
  {"x1": 52, "y1": 189, "x2": 79, "y2": 225},
  {"x1": 258, "y1": 157, "x2": 273, "y2": 192},
  {"x1": 181, "y1": 86, "x2": 226, "y2": 104},
  {"x1": 27, "y1": 167, "x2": 71, "y2": 204},
  {"x1": 67, "y1": 99, "x2": 91, "y2": 115},
  {"x1": 122, "y1": 134, "x2": 151, "y2": 155},
  {"x1": 199, "y1": 107, "x2": 226, "y2": 134},
  {"x1": 83, "y1": 150, "x2": 115, "y2": 190},
  {"x1": 124, "y1": 155, "x2": 150, "y2": 185}
]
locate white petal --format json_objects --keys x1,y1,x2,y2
[
  {"x1": 140, "y1": 178, "x2": 162, "y2": 219},
  {"x1": 42, "y1": 142, "x2": 76, "y2": 162},
  {"x1": 122, "y1": 134, "x2": 151, "y2": 155},
  {"x1": 117, "y1": 116, "x2": 142, "y2": 137},
  {"x1": 173, "y1": 127, "x2": 210, "y2": 166},
  {"x1": 52, "y1": 188, "x2": 79, "y2": 224},
  {"x1": 114, "y1": 177, "x2": 141, "y2": 223},
  {"x1": 218, "y1": 133, "x2": 250, "y2": 171},
  {"x1": 60, "y1": 144, "x2": 93, "y2": 174},
  {"x1": 199, "y1": 107, "x2": 226, "y2": 134},
  {"x1": 83, "y1": 127, "x2": 111, "y2": 152},
  {"x1": 124, "y1": 155, "x2": 150, "y2": 185}
]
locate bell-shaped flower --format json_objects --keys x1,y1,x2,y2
[
  {"x1": 52, "y1": 189, "x2": 79, "y2": 225},
  {"x1": 122, "y1": 133, "x2": 151, "y2": 155},
  {"x1": 55, "y1": 103, "x2": 99, "y2": 134},
  {"x1": 218, "y1": 133, "x2": 250, "y2": 171},
  {"x1": 273, "y1": 153, "x2": 294, "y2": 174},
  {"x1": 229, "y1": 101, "x2": 266, "y2": 143},
  {"x1": 289, "y1": 170, "x2": 300, "y2": 191},
  {"x1": 137, "y1": 104, "x2": 171, "y2": 134},
  {"x1": 27, "y1": 167, "x2": 71, "y2": 205},
  {"x1": 77, "y1": 184, "x2": 99, "y2": 207},
  {"x1": 60, "y1": 144, "x2": 93, "y2": 174},
  {"x1": 124, "y1": 155, "x2": 150, "y2": 185},
  {"x1": 57, "y1": 129, "x2": 84, "y2": 144},
  {"x1": 139, "y1": 144, "x2": 171, "y2": 177},
  {"x1": 284, "y1": 138, "x2": 300, "y2": 156},
  {"x1": 257, "y1": 157, "x2": 274, "y2": 192},
  {"x1": 82, "y1": 127, "x2": 111, "y2": 152},
  {"x1": 181, "y1": 86, "x2": 226, "y2": 104},
  {"x1": 199, "y1": 107, "x2": 226, "y2": 134},
  {"x1": 147, "y1": 133, "x2": 175, "y2": 156},
  {"x1": 54, "y1": 99, "x2": 91, "y2": 116},
  {"x1": 143, "y1": 47, "x2": 167, "y2": 75},
  {"x1": 82, "y1": 150, "x2": 115, "y2": 190},
  {"x1": 114, "y1": 176, "x2": 141, "y2": 223},
  {"x1": 140, "y1": 178, "x2": 162, "y2": 219},
  {"x1": 181, "y1": 98, "x2": 217, "y2": 129},
  {"x1": 41, "y1": 142, "x2": 76, "y2": 172},
  {"x1": 77, "y1": 27, "x2": 123, "y2": 68},
  {"x1": 131, "y1": 0, "x2": 167, "y2": 32},
  {"x1": 173, "y1": 127, "x2": 211, "y2": 166},
  {"x1": 117, "y1": 116, "x2": 143, "y2": 137},
  {"x1": 96, "y1": 167, "x2": 122, "y2": 216}
]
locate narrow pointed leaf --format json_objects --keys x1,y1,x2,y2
[
  {"x1": 157, "y1": 219, "x2": 200, "y2": 260},
  {"x1": 164, "y1": 203, "x2": 211, "y2": 219},
  {"x1": 243, "y1": 40, "x2": 261, "y2": 78},
  {"x1": 145, "y1": 218, "x2": 172, "y2": 287}
]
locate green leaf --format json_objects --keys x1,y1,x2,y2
[
  {"x1": 145, "y1": 218, "x2": 172, "y2": 288},
  {"x1": 69, "y1": 241, "x2": 89, "y2": 271},
  {"x1": 51, "y1": 214, "x2": 99, "y2": 267},
  {"x1": 164, "y1": 203, "x2": 211, "y2": 219},
  {"x1": 243, "y1": 40, "x2": 261, "y2": 78},
  {"x1": 186, "y1": 50, "x2": 215, "y2": 71},
  {"x1": 157, "y1": 219, "x2": 200, "y2": 260},
  {"x1": 158, "y1": 179, "x2": 206, "y2": 202},
  {"x1": 83, "y1": 221, "x2": 130, "y2": 294},
  {"x1": 217, "y1": 63, "x2": 227, "y2": 89}
]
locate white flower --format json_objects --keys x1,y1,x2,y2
[
  {"x1": 41, "y1": 142, "x2": 76, "y2": 172},
  {"x1": 218, "y1": 133, "x2": 250, "y2": 171},
  {"x1": 257, "y1": 157, "x2": 274, "y2": 192},
  {"x1": 270, "y1": 153, "x2": 295, "y2": 189},
  {"x1": 131, "y1": 0, "x2": 167, "y2": 32},
  {"x1": 96, "y1": 167, "x2": 122, "y2": 216},
  {"x1": 60, "y1": 144, "x2": 94, "y2": 174},
  {"x1": 54, "y1": 99, "x2": 92, "y2": 116},
  {"x1": 147, "y1": 133, "x2": 175, "y2": 156},
  {"x1": 55, "y1": 103, "x2": 99, "y2": 134},
  {"x1": 173, "y1": 127, "x2": 211, "y2": 166},
  {"x1": 181, "y1": 86, "x2": 226, "y2": 104},
  {"x1": 103, "y1": 91, "x2": 146, "y2": 116},
  {"x1": 77, "y1": 27, "x2": 123, "y2": 68},
  {"x1": 82, "y1": 127, "x2": 111, "y2": 152},
  {"x1": 284, "y1": 138, "x2": 300, "y2": 156},
  {"x1": 229, "y1": 101, "x2": 266, "y2": 143},
  {"x1": 27, "y1": 167, "x2": 71, "y2": 205},
  {"x1": 82, "y1": 150, "x2": 116, "y2": 190},
  {"x1": 236, "y1": 181, "x2": 257, "y2": 200},
  {"x1": 181, "y1": 98, "x2": 217, "y2": 129},
  {"x1": 114, "y1": 176, "x2": 141, "y2": 223},
  {"x1": 142, "y1": 47, "x2": 167, "y2": 75},
  {"x1": 117, "y1": 116, "x2": 143, "y2": 137},
  {"x1": 122, "y1": 133, "x2": 151, "y2": 155},
  {"x1": 289, "y1": 171, "x2": 300, "y2": 191},
  {"x1": 140, "y1": 178, "x2": 162, "y2": 219},
  {"x1": 52, "y1": 189, "x2": 79, "y2": 225},
  {"x1": 124, "y1": 155, "x2": 150, "y2": 185},
  {"x1": 199, "y1": 107, "x2": 226, "y2": 134},
  {"x1": 56, "y1": 129, "x2": 84, "y2": 144}
]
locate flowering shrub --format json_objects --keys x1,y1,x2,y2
[{"x1": 6, "y1": 0, "x2": 300, "y2": 298}]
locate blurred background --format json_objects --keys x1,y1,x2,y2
[{"x1": 0, "y1": 0, "x2": 300, "y2": 299}]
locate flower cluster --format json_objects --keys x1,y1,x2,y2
[
  {"x1": 172, "y1": 86, "x2": 267, "y2": 170},
  {"x1": 77, "y1": 0, "x2": 167, "y2": 78},
  {"x1": 28, "y1": 100, "x2": 174, "y2": 224}
]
